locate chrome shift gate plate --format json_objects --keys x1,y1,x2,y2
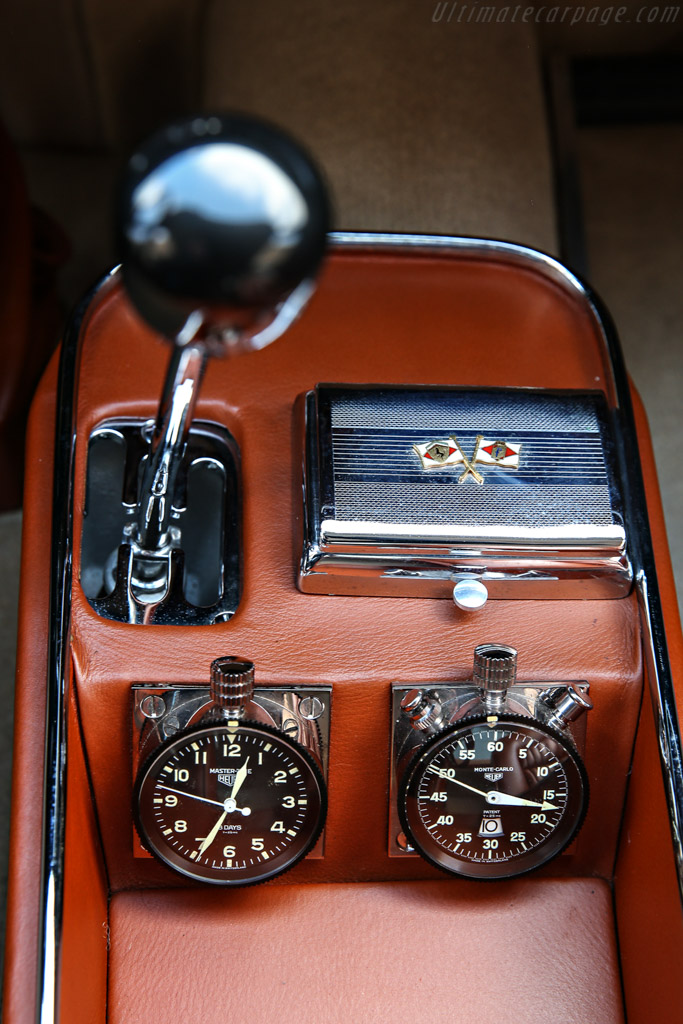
[
  {"x1": 299, "y1": 385, "x2": 630, "y2": 598},
  {"x1": 81, "y1": 418, "x2": 241, "y2": 624}
]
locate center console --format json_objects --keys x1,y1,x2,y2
[{"x1": 5, "y1": 114, "x2": 683, "y2": 1024}]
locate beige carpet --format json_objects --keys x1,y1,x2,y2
[
  {"x1": 202, "y1": 0, "x2": 556, "y2": 252},
  {"x1": 579, "y1": 125, "x2": 683, "y2": 614}
]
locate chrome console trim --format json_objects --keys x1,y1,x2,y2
[
  {"x1": 37, "y1": 268, "x2": 119, "y2": 1023},
  {"x1": 34, "y1": 234, "x2": 683, "y2": 1021}
]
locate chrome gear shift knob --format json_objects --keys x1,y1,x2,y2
[{"x1": 117, "y1": 113, "x2": 331, "y2": 356}]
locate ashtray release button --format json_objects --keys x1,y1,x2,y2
[{"x1": 453, "y1": 578, "x2": 489, "y2": 611}]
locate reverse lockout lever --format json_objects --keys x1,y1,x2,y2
[{"x1": 82, "y1": 113, "x2": 330, "y2": 624}]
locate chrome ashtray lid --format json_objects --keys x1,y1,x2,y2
[{"x1": 298, "y1": 384, "x2": 630, "y2": 600}]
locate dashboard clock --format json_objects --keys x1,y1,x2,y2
[
  {"x1": 394, "y1": 644, "x2": 592, "y2": 880},
  {"x1": 398, "y1": 712, "x2": 589, "y2": 880},
  {"x1": 134, "y1": 719, "x2": 326, "y2": 885},
  {"x1": 133, "y1": 657, "x2": 327, "y2": 885}
]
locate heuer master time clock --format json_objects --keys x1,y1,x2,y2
[{"x1": 133, "y1": 658, "x2": 327, "y2": 885}]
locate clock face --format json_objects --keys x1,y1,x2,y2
[
  {"x1": 399, "y1": 714, "x2": 588, "y2": 880},
  {"x1": 134, "y1": 720, "x2": 326, "y2": 885}
]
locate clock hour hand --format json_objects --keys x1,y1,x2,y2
[
  {"x1": 198, "y1": 810, "x2": 228, "y2": 854},
  {"x1": 439, "y1": 772, "x2": 559, "y2": 812}
]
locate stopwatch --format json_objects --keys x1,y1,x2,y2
[
  {"x1": 133, "y1": 658, "x2": 327, "y2": 885},
  {"x1": 398, "y1": 712, "x2": 588, "y2": 880},
  {"x1": 395, "y1": 643, "x2": 590, "y2": 880}
]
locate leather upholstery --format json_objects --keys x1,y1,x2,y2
[
  {"x1": 59, "y1": 684, "x2": 108, "y2": 1023},
  {"x1": 616, "y1": 680, "x2": 683, "y2": 1023},
  {"x1": 613, "y1": 391, "x2": 683, "y2": 1022},
  {"x1": 67, "y1": 253, "x2": 641, "y2": 890},
  {"x1": 3, "y1": 355, "x2": 57, "y2": 1024},
  {"x1": 108, "y1": 878, "x2": 624, "y2": 1024}
]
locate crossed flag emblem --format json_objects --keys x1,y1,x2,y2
[{"x1": 413, "y1": 434, "x2": 522, "y2": 485}]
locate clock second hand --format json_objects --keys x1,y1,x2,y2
[{"x1": 157, "y1": 783, "x2": 224, "y2": 809}]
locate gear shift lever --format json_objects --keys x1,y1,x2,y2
[
  {"x1": 81, "y1": 114, "x2": 330, "y2": 623},
  {"x1": 118, "y1": 114, "x2": 329, "y2": 556}
]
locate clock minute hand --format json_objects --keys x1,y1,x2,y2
[
  {"x1": 230, "y1": 757, "x2": 250, "y2": 801},
  {"x1": 439, "y1": 772, "x2": 490, "y2": 800},
  {"x1": 157, "y1": 784, "x2": 225, "y2": 809}
]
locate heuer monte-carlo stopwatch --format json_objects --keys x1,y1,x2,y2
[
  {"x1": 134, "y1": 657, "x2": 327, "y2": 885},
  {"x1": 395, "y1": 644, "x2": 591, "y2": 880}
]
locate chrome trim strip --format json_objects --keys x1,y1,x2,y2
[
  {"x1": 320, "y1": 521, "x2": 626, "y2": 545},
  {"x1": 330, "y1": 231, "x2": 589, "y2": 294},
  {"x1": 330, "y1": 231, "x2": 588, "y2": 289},
  {"x1": 36, "y1": 269, "x2": 119, "y2": 1023},
  {"x1": 584, "y1": 286, "x2": 683, "y2": 905}
]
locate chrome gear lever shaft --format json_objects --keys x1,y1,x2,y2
[{"x1": 136, "y1": 343, "x2": 207, "y2": 551}]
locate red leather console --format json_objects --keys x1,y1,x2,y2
[{"x1": 4, "y1": 246, "x2": 682, "y2": 1023}]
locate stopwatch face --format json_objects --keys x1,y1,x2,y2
[
  {"x1": 398, "y1": 714, "x2": 588, "y2": 880},
  {"x1": 134, "y1": 720, "x2": 326, "y2": 885}
]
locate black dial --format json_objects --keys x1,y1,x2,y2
[
  {"x1": 134, "y1": 720, "x2": 326, "y2": 885},
  {"x1": 399, "y1": 714, "x2": 588, "y2": 880}
]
